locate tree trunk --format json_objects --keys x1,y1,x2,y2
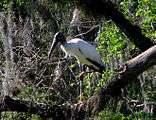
[
  {"x1": 0, "y1": 12, "x2": 15, "y2": 96},
  {"x1": 0, "y1": 1, "x2": 20, "y2": 96},
  {"x1": 0, "y1": 45, "x2": 155, "y2": 119},
  {"x1": 77, "y1": 0, "x2": 155, "y2": 51}
]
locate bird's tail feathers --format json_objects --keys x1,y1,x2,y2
[{"x1": 86, "y1": 58, "x2": 105, "y2": 73}]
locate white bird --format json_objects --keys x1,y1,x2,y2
[{"x1": 48, "y1": 32, "x2": 105, "y2": 73}]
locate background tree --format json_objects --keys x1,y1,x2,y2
[{"x1": 0, "y1": 0, "x2": 155, "y2": 119}]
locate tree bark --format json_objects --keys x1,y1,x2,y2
[
  {"x1": 0, "y1": 96, "x2": 70, "y2": 120},
  {"x1": 0, "y1": 1, "x2": 17, "y2": 96},
  {"x1": 0, "y1": 45, "x2": 155, "y2": 119},
  {"x1": 77, "y1": 0, "x2": 155, "y2": 51},
  {"x1": 0, "y1": 0, "x2": 22, "y2": 97}
]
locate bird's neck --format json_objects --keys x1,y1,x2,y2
[
  {"x1": 60, "y1": 41, "x2": 67, "y2": 46},
  {"x1": 60, "y1": 38, "x2": 67, "y2": 45}
]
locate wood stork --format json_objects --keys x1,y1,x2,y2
[
  {"x1": 48, "y1": 32, "x2": 105, "y2": 102},
  {"x1": 48, "y1": 32, "x2": 105, "y2": 73}
]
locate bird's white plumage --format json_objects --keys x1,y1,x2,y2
[{"x1": 60, "y1": 38, "x2": 104, "y2": 70}]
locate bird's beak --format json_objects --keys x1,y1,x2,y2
[{"x1": 48, "y1": 37, "x2": 58, "y2": 60}]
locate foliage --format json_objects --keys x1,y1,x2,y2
[
  {"x1": 1, "y1": 112, "x2": 42, "y2": 120},
  {"x1": 96, "y1": 0, "x2": 156, "y2": 119},
  {"x1": 0, "y1": 0, "x2": 10, "y2": 11},
  {"x1": 119, "y1": 0, "x2": 156, "y2": 39},
  {"x1": 0, "y1": 0, "x2": 26, "y2": 11},
  {"x1": 98, "y1": 107, "x2": 153, "y2": 120},
  {"x1": 0, "y1": 0, "x2": 155, "y2": 119}
]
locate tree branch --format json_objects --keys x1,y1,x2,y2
[
  {"x1": 0, "y1": 45, "x2": 156, "y2": 119},
  {"x1": 77, "y1": 0, "x2": 155, "y2": 51},
  {"x1": 84, "y1": 45, "x2": 156, "y2": 115},
  {"x1": 74, "y1": 25, "x2": 99, "y2": 42},
  {"x1": 0, "y1": 96, "x2": 69, "y2": 119}
]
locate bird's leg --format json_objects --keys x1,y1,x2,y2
[
  {"x1": 78, "y1": 66, "x2": 96, "y2": 102},
  {"x1": 78, "y1": 64, "x2": 85, "y2": 102}
]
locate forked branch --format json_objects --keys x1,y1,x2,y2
[{"x1": 0, "y1": 45, "x2": 156, "y2": 119}]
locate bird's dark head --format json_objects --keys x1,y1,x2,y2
[
  {"x1": 48, "y1": 32, "x2": 66, "y2": 60},
  {"x1": 54, "y1": 32, "x2": 66, "y2": 44}
]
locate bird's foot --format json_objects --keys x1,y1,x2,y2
[
  {"x1": 118, "y1": 64, "x2": 127, "y2": 74},
  {"x1": 73, "y1": 92, "x2": 84, "y2": 107},
  {"x1": 74, "y1": 100, "x2": 84, "y2": 108}
]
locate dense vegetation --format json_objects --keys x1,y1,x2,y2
[{"x1": 0, "y1": 0, "x2": 155, "y2": 119}]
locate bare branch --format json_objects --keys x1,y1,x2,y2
[
  {"x1": 84, "y1": 45, "x2": 156, "y2": 115},
  {"x1": 77, "y1": 0, "x2": 155, "y2": 51},
  {"x1": 0, "y1": 45, "x2": 156, "y2": 119},
  {"x1": 0, "y1": 96, "x2": 70, "y2": 119}
]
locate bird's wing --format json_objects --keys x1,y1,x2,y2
[{"x1": 70, "y1": 38, "x2": 104, "y2": 66}]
